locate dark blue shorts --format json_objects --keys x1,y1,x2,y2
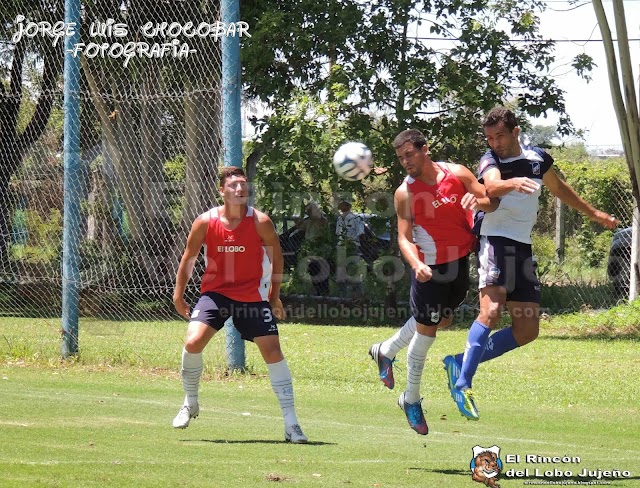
[
  {"x1": 410, "y1": 255, "x2": 469, "y2": 326},
  {"x1": 477, "y1": 235, "x2": 541, "y2": 303},
  {"x1": 189, "y1": 292, "x2": 278, "y2": 341}
]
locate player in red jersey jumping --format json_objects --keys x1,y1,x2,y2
[
  {"x1": 369, "y1": 129, "x2": 498, "y2": 435},
  {"x1": 172, "y1": 166, "x2": 307, "y2": 443}
]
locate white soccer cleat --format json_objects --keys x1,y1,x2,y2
[
  {"x1": 172, "y1": 404, "x2": 199, "y2": 429},
  {"x1": 284, "y1": 424, "x2": 308, "y2": 444}
]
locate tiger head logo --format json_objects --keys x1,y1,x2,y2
[{"x1": 470, "y1": 445, "x2": 502, "y2": 487}]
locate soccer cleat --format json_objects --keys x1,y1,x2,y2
[
  {"x1": 398, "y1": 392, "x2": 428, "y2": 435},
  {"x1": 284, "y1": 424, "x2": 308, "y2": 444},
  {"x1": 172, "y1": 404, "x2": 199, "y2": 429},
  {"x1": 450, "y1": 387, "x2": 480, "y2": 421},
  {"x1": 443, "y1": 355, "x2": 461, "y2": 393},
  {"x1": 369, "y1": 343, "x2": 395, "y2": 389}
]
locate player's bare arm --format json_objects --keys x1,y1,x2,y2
[
  {"x1": 173, "y1": 214, "x2": 209, "y2": 319},
  {"x1": 449, "y1": 163, "x2": 499, "y2": 212},
  {"x1": 542, "y1": 168, "x2": 619, "y2": 230},
  {"x1": 395, "y1": 184, "x2": 432, "y2": 283},
  {"x1": 483, "y1": 167, "x2": 540, "y2": 197},
  {"x1": 254, "y1": 209, "x2": 286, "y2": 320}
]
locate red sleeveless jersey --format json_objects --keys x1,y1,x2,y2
[
  {"x1": 200, "y1": 206, "x2": 271, "y2": 302},
  {"x1": 406, "y1": 163, "x2": 475, "y2": 265}
]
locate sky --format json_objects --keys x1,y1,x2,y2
[{"x1": 535, "y1": 0, "x2": 640, "y2": 149}]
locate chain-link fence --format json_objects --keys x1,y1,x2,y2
[
  {"x1": 277, "y1": 170, "x2": 636, "y2": 317},
  {"x1": 1, "y1": 1, "x2": 230, "y2": 322},
  {"x1": 0, "y1": 3, "x2": 636, "y2": 331}
]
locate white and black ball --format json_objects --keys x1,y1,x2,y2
[{"x1": 332, "y1": 142, "x2": 374, "y2": 182}]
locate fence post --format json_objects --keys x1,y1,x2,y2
[
  {"x1": 61, "y1": 0, "x2": 82, "y2": 357},
  {"x1": 554, "y1": 197, "x2": 565, "y2": 264},
  {"x1": 222, "y1": 0, "x2": 246, "y2": 371},
  {"x1": 630, "y1": 204, "x2": 639, "y2": 301}
]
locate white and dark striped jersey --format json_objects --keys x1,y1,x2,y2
[{"x1": 477, "y1": 146, "x2": 554, "y2": 244}]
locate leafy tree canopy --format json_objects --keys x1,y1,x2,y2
[{"x1": 241, "y1": 0, "x2": 591, "y2": 216}]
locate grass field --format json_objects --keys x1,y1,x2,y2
[{"x1": 1, "y1": 312, "x2": 639, "y2": 487}]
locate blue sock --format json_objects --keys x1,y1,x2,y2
[
  {"x1": 455, "y1": 320, "x2": 491, "y2": 389},
  {"x1": 480, "y1": 327, "x2": 519, "y2": 362},
  {"x1": 453, "y1": 327, "x2": 519, "y2": 366}
]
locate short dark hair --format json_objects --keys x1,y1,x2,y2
[
  {"x1": 219, "y1": 166, "x2": 246, "y2": 187},
  {"x1": 482, "y1": 106, "x2": 518, "y2": 131},
  {"x1": 393, "y1": 129, "x2": 427, "y2": 150}
]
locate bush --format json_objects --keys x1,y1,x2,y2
[
  {"x1": 10, "y1": 209, "x2": 62, "y2": 265},
  {"x1": 537, "y1": 152, "x2": 633, "y2": 263}
]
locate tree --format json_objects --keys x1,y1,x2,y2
[
  {"x1": 241, "y1": 0, "x2": 591, "y2": 210},
  {"x1": 592, "y1": 0, "x2": 640, "y2": 201},
  {"x1": 80, "y1": 0, "x2": 221, "y2": 285},
  {"x1": 241, "y1": 0, "x2": 592, "y2": 306},
  {"x1": 523, "y1": 124, "x2": 559, "y2": 148},
  {"x1": 0, "y1": 3, "x2": 64, "y2": 268},
  {"x1": 591, "y1": 0, "x2": 640, "y2": 299}
]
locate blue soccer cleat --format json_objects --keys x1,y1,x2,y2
[
  {"x1": 450, "y1": 387, "x2": 480, "y2": 421},
  {"x1": 369, "y1": 343, "x2": 395, "y2": 389},
  {"x1": 443, "y1": 355, "x2": 480, "y2": 420},
  {"x1": 398, "y1": 392, "x2": 428, "y2": 435},
  {"x1": 442, "y1": 355, "x2": 461, "y2": 393}
]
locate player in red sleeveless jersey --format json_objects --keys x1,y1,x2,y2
[
  {"x1": 171, "y1": 167, "x2": 307, "y2": 443},
  {"x1": 369, "y1": 129, "x2": 498, "y2": 435}
]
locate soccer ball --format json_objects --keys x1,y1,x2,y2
[{"x1": 332, "y1": 142, "x2": 374, "y2": 181}]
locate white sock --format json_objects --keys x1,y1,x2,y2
[
  {"x1": 267, "y1": 359, "x2": 299, "y2": 427},
  {"x1": 181, "y1": 348, "x2": 203, "y2": 408},
  {"x1": 380, "y1": 317, "x2": 417, "y2": 359},
  {"x1": 404, "y1": 333, "x2": 435, "y2": 404}
]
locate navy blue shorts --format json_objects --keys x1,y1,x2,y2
[
  {"x1": 410, "y1": 255, "x2": 469, "y2": 326},
  {"x1": 189, "y1": 292, "x2": 278, "y2": 341},
  {"x1": 477, "y1": 235, "x2": 541, "y2": 303}
]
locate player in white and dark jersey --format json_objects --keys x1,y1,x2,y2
[{"x1": 443, "y1": 106, "x2": 618, "y2": 421}]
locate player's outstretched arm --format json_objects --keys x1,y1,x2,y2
[
  {"x1": 450, "y1": 164, "x2": 499, "y2": 212},
  {"x1": 483, "y1": 167, "x2": 540, "y2": 197},
  {"x1": 542, "y1": 169, "x2": 619, "y2": 229},
  {"x1": 173, "y1": 215, "x2": 208, "y2": 319},
  {"x1": 254, "y1": 210, "x2": 286, "y2": 320},
  {"x1": 395, "y1": 185, "x2": 432, "y2": 283}
]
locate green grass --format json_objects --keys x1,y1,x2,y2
[{"x1": 1, "y1": 311, "x2": 639, "y2": 487}]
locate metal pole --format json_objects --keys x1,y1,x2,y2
[
  {"x1": 222, "y1": 0, "x2": 246, "y2": 370},
  {"x1": 61, "y1": 0, "x2": 82, "y2": 357}
]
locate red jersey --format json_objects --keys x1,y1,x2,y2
[
  {"x1": 200, "y1": 206, "x2": 271, "y2": 302},
  {"x1": 406, "y1": 163, "x2": 475, "y2": 265}
]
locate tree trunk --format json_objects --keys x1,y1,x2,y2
[
  {"x1": 140, "y1": 66, "x2": 173, "y2": 283},
  {"x1": 0, "y1": 42, "x2": 60, "y2": 271},
  {"x1": 593, "y1": 0, "x2": 640, "y2": 297},
  {"x1": 81, "y1": 59, "x2": 146, "y2": 243},
  {"x1": 99, "y1": 131, "x2": 121, "y2": 255},
  {"x1": 0, "y1": 172, "x2": 16, "y2": 269},
  {"x1": 592, "y1": 0, "x2": 640, "y2": 204},
  {"x1": 169, "y1": 78, "x2": 221, "y2": 280},
  {"x1": 115, "y1": 98, "x2": 145, "y2": 242},
  {"x1": 183, "y1": 81, "x2": 220, "y2": 228}
]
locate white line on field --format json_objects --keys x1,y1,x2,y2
[{"x1": 3, "y1": 388, "x2": 639, "y2": 459}]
